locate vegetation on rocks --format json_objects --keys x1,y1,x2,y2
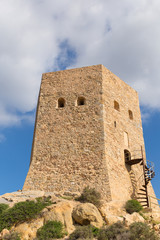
[
  {"x1": 0, "y1": 197, "x2": 52, "y2": 232},
  {"x1": 98, "y1": 221, "x2": 130, "y2": 240},
  {"x1": 0, "y1": 204, "x2": 9, "y2": 215},
  {"x1": 36, "y1": 220, "x2": 66, "y2": 240},
  {"x1": 0, "y1": 191, "x2": 159, "y2": 240},
  {"x1": 2, "y1": 231, "x2": 21, "y2": 240},
  {"x1": 129, "y1": 222, "x2": 159, "y2": 240},
  {"x1": 125, "y1": 199, "x2": 143, "y2": 214},
  {"x1": 76, "y1": 186, "x2": 102, "y2": 208},
  {"x1": 68, "y1": 225, "x2": 99, "y2": 240},
  {"x1": 98, "y1": 221, "x2": 159, "y2": 240}
]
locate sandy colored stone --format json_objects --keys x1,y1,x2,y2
[
  {"x1": 150, "y1": 211, "x2": 160, "y2": 222},
  {"x1": 43, "y1": 201, "x2": 75, "y2": 234},
  {"x1": 72, "y1": 203, "x2": 103, "y2": 228},
  {"x1": 14, "y1": 218, "x2": 44, "y2": 240},
  {"x1": 106, "y1": 215, "x2": 124, "y2": 225},
  {"x1": 100, "y1": 200, "x2": 126, "y2": 217},
  {"x1": 154, "y1": 224, "x2": 160, "y2": 232},
  {"x1": 22, "y1": 64, "x2": 158, "y2": 211},
  {"x1": 124, "y1": 212, "x2": 145, "y2": 226},
  {"x1": 0, "y1": 229, "x2": 10, "y2": 239}
]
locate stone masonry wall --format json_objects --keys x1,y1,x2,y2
[
  {"x1": 102, "y1": 65, "x2": 157, "y2": 203},
  {"x1": 23, "y1": 64, "x2": 157, "y2": 206},
  {"x1": 23, "y1": 65, "x2": 111, "y2": 200}
]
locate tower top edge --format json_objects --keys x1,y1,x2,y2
[{"x1": 41, "y1": 64, "x2": 138, "y2": 95}]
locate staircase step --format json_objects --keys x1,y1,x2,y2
[
  {"x1": 137, "y1": 197, "x2": 147, "y2": 199},
  {"x1": 141, "y1": 205, "x2": 149, "y2": 208},
  {"x1": 137, "y1": 193, "x2": 146, "y2": 196},
  {"x1": 139, "y1": 189, "x2": 146, "y2": 192}
]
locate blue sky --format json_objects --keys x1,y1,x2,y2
[{"x1": 0, "y1": 0, "x2": 160, "y2": 197}]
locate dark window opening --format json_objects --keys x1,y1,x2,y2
[
  {"x1": 58, "y1": 98, "x2": 65, "y2": 108},
  {"x1": 77, "y1": 96, "x2": 86, "y2": 106},
  {"x1": 114, "y1": 121, "x2": 116, "y2": 128},
  {"x1": 124, "y1": 149, "x2": 131, "y2": 163},
  {"x1": 114, "y1": 100, "x2": 120, "y2": 111},
  {"x1": 128, "y1": 110, "x2": 133, "y2": 120}
]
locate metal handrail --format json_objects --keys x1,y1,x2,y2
[{"x1": 145, "y1": 160, "x2": 155, "y2": 180}]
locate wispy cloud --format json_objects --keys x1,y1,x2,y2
[
  {"x1": 0, "y1": 0, "x2": 160, "y2": 127},
  {"x1": 0, "y1": 134, "x2": 6, "y2": 143}
]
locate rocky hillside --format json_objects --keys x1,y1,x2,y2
[{"x1": 0, "y1": 189, "x2": 160, "y2": 239}]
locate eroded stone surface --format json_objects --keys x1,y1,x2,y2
[
  {"x1": 43, "y1": 201, "x2": 75, "y2": 234},
  {"x1": 72, "y1": 203, "x2": 103, "y2": 228}
]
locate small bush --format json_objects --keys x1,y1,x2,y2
[
  {"x1": 36, "y1": 220, "x2": 66, "y2": 240},
  {"x1": 2, "y1": 231, "x2": 21, "y2": 240},
  {"x1": 68, "y1": 225, "x2": 96, "y2": 240},
  {"x1": 76, "y1": 186, "x2": 101, "y2": 207},
  {"x1": 129, "y1": 222, "x2": 159, "y2": 240},
  {"x1": 98, "y1": 221, "x2": 130, "y2": 240},
  {"x1": 125, "y1": 199, "x2": 143, "y2": 214},
  {"x1": 0, "y1": 204, "x2": 9, "y2": 215},
  {"x1": 0, "y1": 197, "x2": 52, "y2": 232}
]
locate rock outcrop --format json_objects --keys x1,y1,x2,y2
[
  {"x1": 0, "y1": 190, "x2": 160, "y2": 240},
  {"x1": 72, "y1": 203, "x2": 103, "y2": 228}
]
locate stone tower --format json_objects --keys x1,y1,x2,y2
[{"x1": 23, "y1": 65, "x2": 157, "y2": 207}]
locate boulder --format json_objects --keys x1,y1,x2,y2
[
  {"x1": 151, "y1": 211, "x2": 160, "y2": 223},
  {"x1": 124, "y1": 212, "x2": 145, "y2": 226},
  {"x1": 72, "y1": 203, "x2": 103, "y2": 228},
  {"x1": 100, "y1": 200, "x2": 126, "y2": 217},
  {"x1": 0, "y1": 229, "x2": 10, "y2": 239},
  {"x1": 14, "y1": 218, "x2": 44, "y2": 240},
  {"x1": 105, "y1": 215, "x2": 124, "y2": 225},
  {"x1": 154, "y1": 223, "x2": 160, "y2": 232},
  {"x1": 43, "y1": 201, "x2": 75, "y2": 234}
]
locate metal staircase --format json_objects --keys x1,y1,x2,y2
[{"x1": 125, "y1": 148, "x2": 155, "y2": 208}]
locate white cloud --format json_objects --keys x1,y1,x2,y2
[{"x1": 0, "y1": 0, "x2": 160, "y2": 127}]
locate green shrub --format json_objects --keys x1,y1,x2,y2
[
  {"x1": 36, "y1": 220, "x2": 66, "y2": 240},
  {"x1": 0, "y1": 197, "x2": 52, "y2": 232},
  {"x1": 76, "y1": 186, "x2": 101, "y2": 207},
  {"x1": 0, "y1": 204, "x2": 9, "y2": 215},
  {"x1": 68, "y1": 225, "x2": 96, "y2": 240},
  {"x1": 125, "y1": 199, "x2": 143, "y2": 214},
  {"x1": 98, "y1": 221, "x2": 130, "y2": 240},
  {"x1": 129, "y1": 222, "x2": 159, "y2": 240},
  {"x1": 2, "y1": 231, "x2": 21, "y2": 240}
]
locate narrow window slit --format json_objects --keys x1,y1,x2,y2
[
  {"x1": 114, "y1": 100, "x2": 120, "y2": 111},
  {"x1": 128, "y1": 110, "x2": 133, "y2": 120}
]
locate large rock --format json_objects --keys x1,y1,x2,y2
[
  {"x1": 14, "y1": 218, "x2": 44, "y2": 240},
  {"x1": 151, "y1": 211, "x2": 160, "y2": 222},
  {"x1": 42, "y1": 201, "x2": 75, "y2": 234},
  {"x1": 72, "y1": 203, "x2": 103, "y2": 228},
  {"x1": 100, "y1": 200, "x2": 126, "y2": 217},
  {"x1": 105, "y1": 215, "x2": 124, "y2": 225},
  {"x1": 0, "y1": 229, "x2": 10, "y2": 239},
  {"x1": 124, "y1": 212, "x2": 145, "y2": 226}
]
